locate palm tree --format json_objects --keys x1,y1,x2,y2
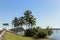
[
  {"x1": 24, "y1": 10, "x2": 36, "y2": 28},
  {"x1": 24, "y1": 10, "x2": 32, "y2": 29},
  {"x1": 19, "y1": 16, "x2": 25, "y2": 28},
  {"x1": 28, "y1": 15, "x2": 36, "y2": 28},
  {"x1": 19, "y1": 16, "x2": 25, "y2": 34},
  {"x1": 12, "y1": 17, "x2": 19, "y2": 28}
]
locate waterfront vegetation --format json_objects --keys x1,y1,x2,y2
[
  {"x1": 2, "y1": 10, "x2": 53, "y2": 40},
  {"x1": 24, "y1": 27, "x2": 53, "y2": 38}
]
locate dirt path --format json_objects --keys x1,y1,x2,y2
[{"x1": 0, "y1": 31, "x2": 6, "y2": 40}]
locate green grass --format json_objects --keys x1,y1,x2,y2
[{"x1": 2, "y1": 31, "x2": 53, "y2": 40}]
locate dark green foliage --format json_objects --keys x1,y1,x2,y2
[
  {"x1": 38, "y1": 32, "x2": 45, "y2": 38},
  {"x1": 33, "y1": 27, "x2": 48, "y2": 38},
  {"x1": 24, "y1": 27, "x2": 53, "y2": 38},
  {"x1": 37, "y1": 30, "x2": 47, "y2": 38},
  {"x1": 24, "y1": 28, "x2": 35, "y2": 37}
]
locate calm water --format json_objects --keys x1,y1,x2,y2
[{"x1": 49, "y1": 30, "x2": 60, "y2": 40}]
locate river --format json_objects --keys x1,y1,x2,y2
[{"x1": 49, "y1": 30, "x2": 60, "y2": 40}]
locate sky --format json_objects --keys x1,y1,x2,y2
[{"x1": 0, "y1": 0, "x2": 60, "y2": 29}]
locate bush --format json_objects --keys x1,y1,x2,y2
[
  {"x1": 33, "y1": 29, "x2": 48, "y2": 38},
  {"x1": 24, "y1": 27, "x2": 53, "y2": 38},
  {"x1": 37, "y1": 30, "x2": 48, "y2": 38},
  {"x1": 24, "y1": 28, "x2": 35, "y2": 37}
]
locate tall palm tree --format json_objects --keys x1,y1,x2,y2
[
  {"x1": 24, "y1": 10, "x2": 32, "y2": 29},
  {"x1": 24, "y1": 10, "x2": 36, "y2": 28}
]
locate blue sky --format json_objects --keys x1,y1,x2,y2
[{"x1": 0, "y1": 0, "x2": 60, "y2": 29}]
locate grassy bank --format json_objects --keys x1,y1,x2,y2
[{"x1": 2, "y1": 31, "x2": 53, "y2": 40}]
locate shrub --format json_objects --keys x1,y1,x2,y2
[
  {"x1": 24, "y1": 28, "x2": 35, "y2": 37},
  {"x1": 37, "y1": 30, "x2": 48, "y2": 38},
  {"x1": 24, "y1": 27, "x2": 53, "y2": 38},
  {"x1": 33, "y1": 29, "x2": 48, "y2": 38}
]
